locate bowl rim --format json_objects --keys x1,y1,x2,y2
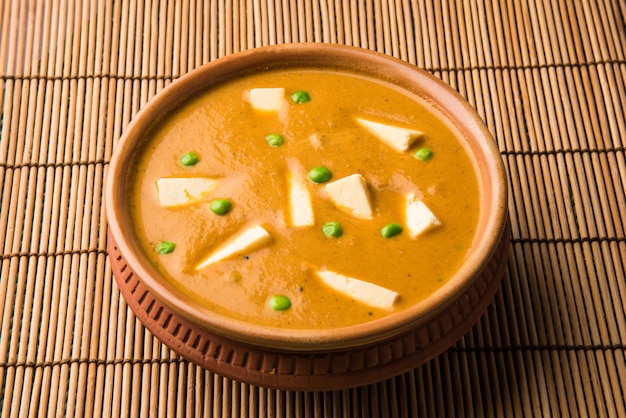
[{"x1": 105, "y1": 43, "x2": 508, "y2": 351}]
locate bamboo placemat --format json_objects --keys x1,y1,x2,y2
[{"x1": 1, "y1": 0, "x2": 625, "y2": 416}]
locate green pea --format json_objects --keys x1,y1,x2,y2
[
  {"x1": 268, "y1": 294, "x2": 292, "y2": 311},
  {"x1": 414, "y1": 147, "x2": 433, "y2": 161},
  {"x1": 381, "y1": 223, "x2": 403, "y2": 238},
  {"x1": 156, "y1": 241, "x2": 176, "y2": 254},
  {"x1": 210, "y1": 198, "x2": 232, "y2": 215},
  {"x1": 322, "y1": 222, "x2": 343, "y2": 238},
  {"x1": 291, "y1": 90, "x2": 311, "y2": 104},
  {"x1": 265, "y1": 133, "x2": 284, "y2": 147},
  {"x1": 179, "y1": 151, "x2": 200, "y2": 166},
  {"x1": 308, "y1": 166, "x2": 332, "y2": 183}
]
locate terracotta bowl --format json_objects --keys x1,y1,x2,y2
[{"x1": 105, "y1": 43, "x2": 509, "y2": 391}]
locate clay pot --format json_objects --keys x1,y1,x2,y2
[{"x1": 106, "y1": 43, "x2": 509, "y2": 391}]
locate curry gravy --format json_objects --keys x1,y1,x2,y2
[{"x1": 128, "y1": 68, "x2": 480, "y2": 329}]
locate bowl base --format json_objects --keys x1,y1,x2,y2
[{"x1": 107, "y1": 221, "x2": 510, "y2": 391}]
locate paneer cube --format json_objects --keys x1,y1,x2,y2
[
  {"x1": 356, "y1": 117, "x2": 423, "y2": 152},
  {"x1": 317, "y1": 270, "x2": 399, "y2": 309},
  {"x1": 324, "y1": 174, "x2": 373, "y2": 220},
  {"x1": 196, "y1": 225, "x2": 273, "y2": 269},
  {"x1": 156, "y1": 177, "x2": 219, "y2": 207},
  {"x1": 286, "y1": 168, "x2": 315, "y2": 227},
  {"x1": 248, "y1": 88, "x2": 285, "y2": 112},
  {"x1": 405, "y1": 194, "x2": 441, "y2": 238}
]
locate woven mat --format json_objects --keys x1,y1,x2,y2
[{"x1": 1, "y1": 0, "x2": 625, "y2": 416}]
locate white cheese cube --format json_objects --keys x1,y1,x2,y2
[
  {"x1": 317, "y1": 270, "x2": 399, "y2": 310},
  {"x1": 156, "y1": 177, "x2": 219, "y2": 207},
  {"x1": 356, "y1": 117, "x2": 423, "y2": 152},
  {"x1": 405, "y1": 194, "x2": 441, "y2": 238},
  {"x1": 196, "y1": 225, "x2": 273, "y2": 269},
  {"x1": 287, "y1": 168, "x2": 315, "y2": 227},
  {"x1": 324, "y1": 174, "x2": 373, "y2": 220},
  {"x1": 248, "y1": 88, "x2": 285, "y2": 112}
]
